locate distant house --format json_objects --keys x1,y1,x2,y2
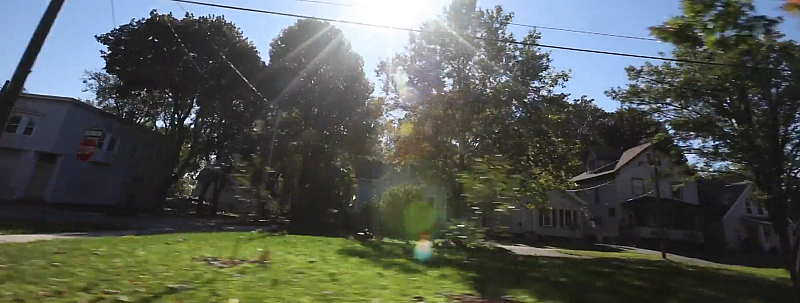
[
  {"x1": 490, "y1": 190, "x2": 591, "y2": 241},
  {"x1": 353, "y1": 161, "x2": 449, "y2": 229},
  {"x1": 0, "y1": 93, "x2": 170, "y2": 209},
  {"x1": 700, "y1": 180, "x2": 783, "y2": 254},
  {"x1": 189, "y1": 166, "x2": 256, "y2": 214},
  {"x1": 571, "y1": 143, "x2": 704, "y2": 245}
]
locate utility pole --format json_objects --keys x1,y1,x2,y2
[
  {"x1": 0, "y1": 0, "x2": 65, "y2": 139},
  {"x1": 649, "y1": 153, "x2": 668, "y2": 259}
]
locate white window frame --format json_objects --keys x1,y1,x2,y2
[
  {"x1": 106, "y1": 134, "x2": 119, "y2": 153},
  {"x1": 4, "y1": 115, "x2": 37, "y2": 136},
  {"x1": 540, "y1": 208, "x2": 553, "y2": 227},
  {"x1": 563, "y1": 209, "x2": 573, "y2": 228},
  {"x1": 95, "y1": 132, "x2": 120, "y2": 154}
]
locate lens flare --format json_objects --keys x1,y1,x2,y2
[{"x1": 413, "y1": 232, "x2": 433, "y2": 262}]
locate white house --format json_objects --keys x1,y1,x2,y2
[
  {"x1": 0, "y1": 93, "x2": 170, "y2": 208},
  {"x1": 571, "y1": 143, "x2": 704, "y2": 244},
  {"x1": 701, "y1": 181, "x2": 783, "y2": 253},
  {"x1": 491, "y1": 190, "x2": 592, "y2": 240}
]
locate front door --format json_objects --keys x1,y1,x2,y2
[{"x1": 21, "y1": 152, "x2": 58, "y2": 202}]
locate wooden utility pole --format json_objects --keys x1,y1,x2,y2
[
  {"x1": 0, "y1": 0, "x2": 65, "y2": 140},
  {"x1": 649, "y1": 153, "x2": 668, "y2": 259}
]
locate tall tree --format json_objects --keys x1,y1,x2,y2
[
  {"x1": 89, "y1": 11, "x2": 266, "y2": 207},
  {"x1": 608, "y1": 0, "x2": 800, "y2": 256},
  {"x1": 378, "y1": 0, "x2": 579, "y2": 217},
  {"x1": 599, "y1": 107, "x2": 668, "y2": 152},
  {"x1": 260, "y1": 19, "x2": 380, "y2": 233}
]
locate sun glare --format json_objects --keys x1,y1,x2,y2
[{"x1": 351, "y1": 0, "x2": 443, "y2": 28}]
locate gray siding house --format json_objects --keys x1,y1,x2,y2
[
  {"x1": 701, "y1": 181, "x2": 787, "y2": 254},
  {"x1": 571, "y1": 143, "x2": 704, "y2": 244},
  {"x1": 491, "y1": 190, "x2": 592, "y2": 240},
  {"x1": 0, "y1": 93, "x2": 170, "y2": 208}
]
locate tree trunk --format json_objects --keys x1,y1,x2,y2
[{"x1": 767, "y1": 194, "x2": 791, "y2": 258}]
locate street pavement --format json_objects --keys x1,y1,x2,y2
[{"x1": 496, "y1": 243, "x2": 592, "y2": 258}]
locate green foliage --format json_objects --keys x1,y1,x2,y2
[
  {"x1": 378, "y1": 0, "x2": 582, "y2": 222},
  {"x1": 256, "y1": 19, "x2": 380, "y2": 233},
  {"x1": 442, "y1": 218, "x2": 484, "y2": 243},
  {"x1": 89, "y1": 11, "x2": 266, "y2": 197},
  {"x1": 378, "y1": 184, "x2": 428, "y2": 240},
  {"x1": 457, "y1": 155, "x2": 522, "y2": 213}
]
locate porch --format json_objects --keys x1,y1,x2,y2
[
  {"x1": 737, "y1": 215, "x2": 779, "y2": 253},
  {"x1": 620, "y1": 197, "x2": 705, "y2": 243}
]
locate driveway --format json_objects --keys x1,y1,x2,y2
[{"x1": 496, "y1": 244, "x2": 592, "y2": 258}]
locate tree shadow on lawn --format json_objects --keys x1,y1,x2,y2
[{"x1": 339, "y1": 241, "x2": 797, "y2": 303}]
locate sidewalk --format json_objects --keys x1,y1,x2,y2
[
  {"x1": 0, "y1": 225, "x2": 266, "y2": 243},
  {"x1": 597, "y1": 244, "x2": 723, "y2": 267},
  {"x1": 0, "y1": 204, "x2": 268, "y2": 243}
]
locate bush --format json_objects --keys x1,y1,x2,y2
[{"x1": 378, "y1": 184, "x2": 439, "y2": 240}]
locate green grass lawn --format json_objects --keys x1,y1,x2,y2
[{"x1": 0, "y1": 233, "x2": 796, "y2": 302}]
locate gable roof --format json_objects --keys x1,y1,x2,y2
[
  {"x1": 585, "y1": 147, "x2": 624, "y2": 162},
  {"x1": 570, "y1": 143, "x2": 653, "y2": 183},
  {"x1": 17, "y1": 93, "x2": 160, "y2": 136},
  {"x1": 699, "y1": 180, "x2": 749, "y2": 222}
]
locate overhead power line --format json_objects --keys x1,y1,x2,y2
[
  {"x1": 110, "y1": 0, "x2": 117, "y2": 26},
  {"x1": 507, "y1": 22, "x2": 658, "y2": 42},
  {"x1": 284, "y1": 0, "x2": 659, "y2": 42},
  {"x1": 167, "y1": 0, "x2": 786, "y2": 71},
  {"x1": 289, "y1": 0, "x2": 354, "y2": 6}
]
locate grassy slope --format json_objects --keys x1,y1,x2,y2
[{"x1": 0, "y1": 233, "x2": 795, "y2": 302}]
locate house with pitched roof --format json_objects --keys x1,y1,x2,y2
[
  {"x1": 571, "y1": 143, "x2": 704, "y2": 245},
  {"x1": 700, "y1": 180, "x2": 784, "y2": 254},
  {"x1": 0, "y1": 93, "x2": 171, "y2": 208}
]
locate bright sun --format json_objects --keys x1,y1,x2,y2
[{"x1": 351, "y1": 0, "x2": 444, "y2": 28}]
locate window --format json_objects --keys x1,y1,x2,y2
[
  {"x1": 4, "y1": 115, "x2": 36, "y2": 136},
  {"x1": 4, "y1": 116, "x2": 21, "y2": 133},
  {"x1": 673, "y1": 187, "x2": 683, "y2": 200},
  {"x1": 608, "y1": 207, "x2": 616, "y2": 217},
  {"x1": 22, "y1": 119, "x2": 35, "y2": 135},
  {"x1": 632, "y1": 178, "x2": 645, "y2": 195},
  {"x1": 757, "y1": 201, "x2": 764, "y2": 215},
  {"x1": 628, "y1": 212, "x2": 635, "y2": 224},
  {"x1": 559, "y1": 209, "x2": 566, "y2": 228},
  {"x1": 637, "y1": 161, "x2": 645, "y2": 167},
  {"x1": 107, "y1": 135, "x2": 118, "y2": 152},
  {"x1": 594, "y1": 188, "x2": 601, "y2": 204},
  {"x1": 745, "y1": 199, "x2": 753, "y2": 214},
  {"x1": 539, "y1": 209, "x2": 553, "y2": 227},
  {"x1": 97, "y1": 133, "x2": 107, "y2": 149},
  {"x1": 564, "y1": 209, "x2": 573, "y2": 228}
]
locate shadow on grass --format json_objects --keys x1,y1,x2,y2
[
  {"x1": 339, "y1": 240, "x2": 797, "y2": 303},
  {"x1": 338, "y1": 240, "x2": 426, "y2": 274}
]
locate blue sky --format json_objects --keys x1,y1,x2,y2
[{"x1": 1, "y1": 0, "x2": 798, "y2": 111}]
